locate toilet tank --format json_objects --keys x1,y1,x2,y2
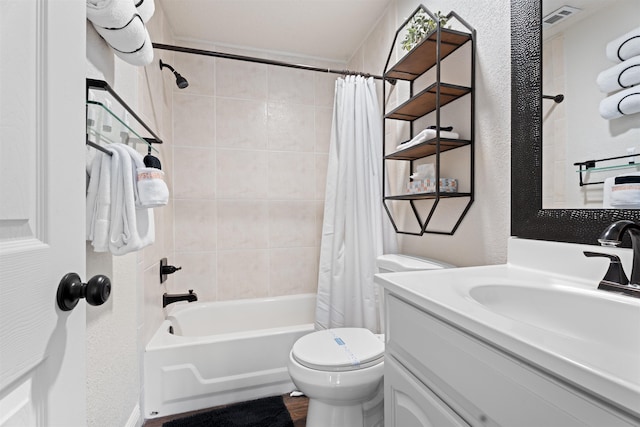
[{"x1": 376, "y1": 254, "x2": 455, "y2": 273}]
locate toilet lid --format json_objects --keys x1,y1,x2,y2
[{"x1": 292, "y1": 328, "x2": 384, "y2": 372}]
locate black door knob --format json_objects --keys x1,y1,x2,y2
[{"x1": 56, "y1": 273, "x2": 111, "y2": 311}]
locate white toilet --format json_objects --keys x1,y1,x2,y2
[{"x1": 288, "y1": 254, "x2": 454, "y2": 427}]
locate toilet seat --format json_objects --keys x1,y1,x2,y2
[{"x1": 292, "y1": 328, "x2": 384, "y2": 372}]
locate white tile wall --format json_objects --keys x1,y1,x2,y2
[{"x1": 172, "y1": 46, "x2": 339, "y2": 301}]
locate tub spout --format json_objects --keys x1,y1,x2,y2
[{"x1": 163, "y1": 289, "x2": 198, "y2": 308}]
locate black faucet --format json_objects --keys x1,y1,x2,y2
[
  {"x1": 163, "y1": 289, "x2": 198, "y2": 307},
  {"x1": 585, "y1": 220, "x2": 640, "y2": 298}
]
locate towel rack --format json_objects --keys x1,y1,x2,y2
[
  {"x1": 574, "y1": 153, "x2": 639, "y2": 186},
  {"x1": 86, "y1": 78, "x2": 162, "y2": 156}
]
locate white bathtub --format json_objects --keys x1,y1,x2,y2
[{"x1": 143, "y1": 293, "x2": 316, "y2": 419}]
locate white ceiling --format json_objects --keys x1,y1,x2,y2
[{"x1": 158, "y1": 0, "x2": 392, "y2": 63}]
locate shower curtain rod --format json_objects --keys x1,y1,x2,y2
[{"x1": 152, "y1": 43, "x2": 391, "y2": 82}]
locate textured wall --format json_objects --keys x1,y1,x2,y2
[
  {"x1": 349, "y1": 0, "x2": 512, "y2": 267},
  {"x1": 85, "y1": 4, "x2": 176, "y2": 426}
]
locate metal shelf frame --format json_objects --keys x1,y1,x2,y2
[{"x1": 382, "y1": 5, "x2": 475, "y2": 235}]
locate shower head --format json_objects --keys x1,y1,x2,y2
[{"x1": 159, "y1": 59, "x2": 189, "y2": 89}]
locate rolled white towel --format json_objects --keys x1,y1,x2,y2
[
  {"x1": 599, "y1": 85, "x2": 640, "y2": 120},
  {"x1": 597, "y1": 55, "x2": 640, "y2": 93},
  {"x1": 93, "y1": 13, "x2": 147, "y2": 54},
  {"x1": 136, "y1": 167, "x2": 169, "y2": 208},
  {"x1": 86, "y1": 0, "x2": 138, "y2": 29},
  {"x1": 135, "y1": 0, "x2": 155, "y2": 23},
  {"x1": 113, "y1": 29, "x2": 154, "y2": 66},
  {"x1": 606, "y1": 26, "x2": 640, "y2": 63},
  {"x1": 611, "y1": 183, "x2": 640, "y2": 208},
  {"x1": 395, "y1": 129, "x2": 460, "y2": 150}
]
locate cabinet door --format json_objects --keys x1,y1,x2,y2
[{"x1": 385, "y1": 356, "x2": 471, "y2": 427}]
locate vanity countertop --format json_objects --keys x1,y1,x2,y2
[{"x1": 375, "y1": 261, "x2": 640, "y2": 418}]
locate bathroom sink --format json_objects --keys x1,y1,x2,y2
[{"x1": 468, "y1": 283, "x2": 640, "y2": 352}]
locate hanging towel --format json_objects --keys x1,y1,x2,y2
[
  {"x1": 108, "y1": 143, "x2": 155, "y2": 255},
  {"x1": 597, "y1": 55, "x2": 640, "y2": 93},
  {"x1": 86, "y1": 150, "x2": 113, "y2": 252},
  {"x1": 606, "y1": 27, "x2": 640, "y2": 63},
  {"x1": 135, "y1": 0, "x2": 155, "y2": 23},
  {"x1": 598, "y1": 85, "x2": 640, "y2": 120}
]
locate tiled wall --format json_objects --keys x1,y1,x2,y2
[{"x1": 169, "y1": 45, "x2": 340, "y2": 301}]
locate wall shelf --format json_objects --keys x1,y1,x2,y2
[
  {"x1": 86, "y1": 78, "x2": 162, "y2": 156},
  {"x1": 382, "y1": 6, "x2": 475, "y2": 235},
  {"x1": 574, "y1": 153, "x2": 639, "y2": 186}
]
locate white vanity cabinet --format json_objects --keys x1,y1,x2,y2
[{"x1": 384, "y1": 293, "x2": 639, "y2": 427}]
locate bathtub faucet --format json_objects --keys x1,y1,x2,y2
[{"x1": 163, "y1": 289, "x2": 198, "y2": 308}]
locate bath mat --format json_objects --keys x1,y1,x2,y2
[{"x1": 162, "y1": 396, "x2": 294, "y2": 427}]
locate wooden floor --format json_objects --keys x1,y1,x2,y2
[{"x1": 143, "y1": 394, "x2": 308, "y2": 427}]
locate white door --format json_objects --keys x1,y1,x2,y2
[{"x1": 0, "y1": 1, "x2": 87, "y2": 426}]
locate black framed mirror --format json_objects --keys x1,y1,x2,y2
[{"x1": 510, "y1": 0, "x2": 640, "y2": 246}]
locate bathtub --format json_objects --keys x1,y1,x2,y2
[{"x1": 143, "y1": 293, "x2": 316, "y2": 419}]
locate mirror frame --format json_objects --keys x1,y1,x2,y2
[{"x1": 510, "y1": 0, "x2": 640, "y2": 246}]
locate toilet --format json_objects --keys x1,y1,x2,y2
[{"x1": 288, "y1": 254, "x2": 454, "y2": 427}]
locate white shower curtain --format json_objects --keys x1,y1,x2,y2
[{"x1": 315, "y1": 75, "x2": 397, "y2": 333}]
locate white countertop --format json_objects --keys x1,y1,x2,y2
[{"x1": 376, "y1": 239, "x2": 640, "y2": 418}]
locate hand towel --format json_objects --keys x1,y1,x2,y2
[
  {"x1": 135, "y1": 0, "x2": 155, "y2": 23},
  {"x1": 137, "y1": 167, "x2": 169, "y2": 208},
  {"x1": 108, "y1": 143, "x2": 155, "y2": 255},
  {"x1": 606, "y1": 27, "x2": 640, "y2": 63},
  {"x1": 598, "y1": 85, "x2": 640, "y2": 120},
  {"x1": 597, "y1": 55, "x2": 640, "y2": 93},
  {"x1": 395, "y1": 129, "x2": 460, "y2": 150},
  {"x1": 86, "y1": 150, "x2": 113, "y2": 252}
]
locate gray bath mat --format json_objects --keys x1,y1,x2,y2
[{"x1": 162, "y1": 395, "x2": 294, "y2": 427}]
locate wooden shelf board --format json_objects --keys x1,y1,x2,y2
[
  {"x1": 385, "y1": 28, "x2": 472, "y2": 81},
  {"x1": 385, "y1": 192, "x2": 472, "y2": 201},
  {"x1": 386, "y1": 138, "x2": 471, "y2": 160},
  {"x1": 385, "y1": 83, "x2": 471, "y2": 121}
]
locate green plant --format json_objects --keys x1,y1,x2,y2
[{"x1": 401, "y1": 11, "x2": 449, "y2": 51}]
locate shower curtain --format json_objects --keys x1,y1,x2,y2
[{"x1": 315, "y1": 75, "x2": 397, "y2": 333}]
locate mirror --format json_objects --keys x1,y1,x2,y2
[
  {"x1": 511, "y1": 0, "x2": 640, "y2": 246},
  {"x1": 541, "y1": 0, "x2": 640, "y2": 209}
]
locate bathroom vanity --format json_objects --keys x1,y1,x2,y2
[{"x1": 376, "y1": 238, "x2": 640, "y2": 427}]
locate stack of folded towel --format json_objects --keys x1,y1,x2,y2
[
  {"x1": 86, "y1": 142, "x2": 169, "y2": 255},
  {"x1": 86, "y1": 0, "x2": 155, "y2": 66},
  {"x1": 598, "y1": 26, "x2": 640, "y2": 120}
]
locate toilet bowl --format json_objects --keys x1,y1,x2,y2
[{"x1": 288, "y1": 254, "x2": 453, "y2": 427}]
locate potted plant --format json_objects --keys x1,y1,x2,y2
[{"x1": 401, "y1": 10, "x2": 449, "y2": 51}]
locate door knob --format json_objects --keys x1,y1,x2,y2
[{"x1": 56, "y1": 273, "x2": 111, "y2": 311}]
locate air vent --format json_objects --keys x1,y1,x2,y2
[{"x1": 542, "y1": 5, "x2": 581, "y2": 28}]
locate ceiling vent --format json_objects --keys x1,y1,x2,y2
[{"x1": 542, "y1": 5, "x2": 582, "y2": 28}]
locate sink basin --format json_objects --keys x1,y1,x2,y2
[{"x1": 469, "y1": 284, "x2": 640, "y2": 351}]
